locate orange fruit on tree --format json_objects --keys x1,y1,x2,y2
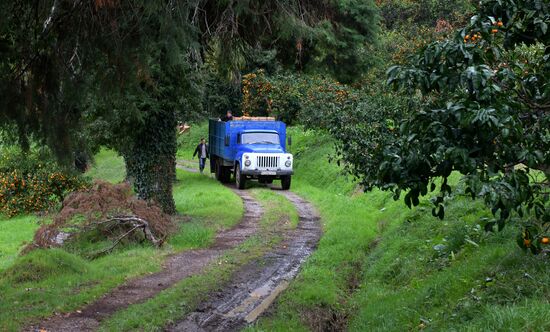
[{"x1": 542, "y1": 237, "x2": 550, "y2": 245}]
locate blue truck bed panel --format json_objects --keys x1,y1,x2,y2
[{"x1": 209, "y1": 119, "x2": 287, "y2": 162}]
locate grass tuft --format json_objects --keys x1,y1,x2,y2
[{"x1": 1, "y1": 249, "x2": 89, "y2": 284}]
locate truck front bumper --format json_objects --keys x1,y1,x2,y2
[{"x1": 241, "y1": 169, "x2": 293, "y2": 177}]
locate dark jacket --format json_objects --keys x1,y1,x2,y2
[
  {"x1": 221, "y1": 115, "x2": 233, "y2": 122},
  {"x1": 193, "y1": 143, "x2": 209, "y2": 158}
]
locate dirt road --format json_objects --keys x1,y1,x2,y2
[{"x1": 167, "y1": 190, "x2": 322, "y2": 332}]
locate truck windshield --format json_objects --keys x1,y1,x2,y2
[{"x1": 241, "y1": 132, "x2": 280, "y2": 145}]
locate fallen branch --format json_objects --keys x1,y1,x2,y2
[
  {"x1": 103, "y1": 215, "x2": 163, "y2": 247},
  {"x1": 93, "y1": 225, "x2": 141, "y2": 258},
  {"x1": 89, "y1": 215, "x2": 164, "y2": 258}
]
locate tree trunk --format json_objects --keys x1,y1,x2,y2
[{"x1": 123, "y1": 109, "x2": 177, "y2": 215}]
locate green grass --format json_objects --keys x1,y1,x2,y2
[
  {"x1": 169, "y1": 170, "x2": 243, "y2": 250},
  {"x1": 0, "y1": 247, "x2": 162, "y2": 331},
  {"x1": 250, "y1": 188, "x2": 299, "y2": 229},
  {"x1": 0, "y1": 151, "x2": 244, "y2": 331},
  {"x1": 0, "y1": 215, "x2": 41, "y2": 271},
  {"x1": 86, "y1": 148, "x2": 126, "y2": 183},
  {"x1": 98, "y1": 185, "x2": 298, "y2": 331},
  {"x1": 173, "y1": 170, "x2": 242, "y2": 229},
  {"x1": 250, "y1": 126, "x2": 550, "y2": 331},
  {"x1": 249, "y1": 128, "x2": 406, "y2": 330}
]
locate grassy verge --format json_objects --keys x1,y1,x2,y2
[
  {"x1": 0, "y1": 152, "x2": 243, "y2": 331},
  {"x1": 170, "y1": 170, "x2": 243, "y2": 250},
  {"x1": 250, "y1": 127, "x2": 550, "y2": 331},
  {"x1": 248, "y1": 127, "x2": 406, "y2": 331},
  {"x1": 98, "y1": 186, "x2": 298, "y2": 331},
  {"x1": 0, "y1": 247, "x2": 162, "y2": 331},
  {"x1": 0, "y1": 215, "x2": 41, "y2": 271}
]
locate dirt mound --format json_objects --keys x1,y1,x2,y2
[{"x1": 25, "y1": 181, "x2": 174, "y2": 256}]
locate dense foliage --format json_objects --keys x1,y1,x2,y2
[
  {"x1": 336, "y1": 0, "x2": 550, "y2": 252},
  {"x1": 0, "y1": 147, "x2": 88, "y2": 217},
  {"x1": 241, "y1": 70, "x2": 353, "y2": 125},
  {"x1": 0, "y1": 170, "x2": 87, "y2": 217}
]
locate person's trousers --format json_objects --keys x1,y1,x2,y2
[{"x1": 199, "y1": 158, "x2": 206, "y2": 173}]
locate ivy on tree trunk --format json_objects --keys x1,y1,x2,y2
[{"x1": 124, "y1": 109, "x2": 177, "y2": 215}]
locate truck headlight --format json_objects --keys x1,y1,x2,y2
[
  {"x1": 285, "y1": 160, "x2": 292, "y2": 167},
  {"x1": 244, "y1": 160, "x2": 252, "y2": 167}
]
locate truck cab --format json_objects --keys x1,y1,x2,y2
[{"x1": 209, "y1": 118, "x2": 293, "y2": 190}]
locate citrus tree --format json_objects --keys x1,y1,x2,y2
[{"x1": 339, "y1": 0, "x2": 549, "y2": 252}]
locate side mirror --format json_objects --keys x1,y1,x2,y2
[
  {"x1": 224, "y1": 135, "x2": 230, "y2": 146},
  {"x1": 287, "y1": 135, "x2": 292, "y2": 146}
]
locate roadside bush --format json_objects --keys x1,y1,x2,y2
[
  {"x1": 0, "y1": 145, "x2": 90, "y2": 217},
  {"x1": 377, "y1": 0, "x2": 472, "y2": 30},
  {"x1": 0, "y1": 170, "x2": 88, "y2": 217},
  {"x1": 0, "y1": 145, "x2": 56, "y2": 174}
]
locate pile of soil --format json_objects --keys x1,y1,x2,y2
[{"x1": 25, "y1": 180, "x2": 174, "y2": 256}]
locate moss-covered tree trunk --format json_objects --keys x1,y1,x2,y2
[{"x1": 124, "y1": 109, "x2": 177, "y2": 215}]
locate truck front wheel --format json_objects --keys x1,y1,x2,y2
[
  {"x1": 235, "y1": 165, "x2": 246, "y2": 189},
  {"x1": 281, "y1": 175, "x2": 291, "y2": 190}
]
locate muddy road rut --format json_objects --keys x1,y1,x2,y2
[{"x1": 167, "y1": 190, "x2": 322, "y2": 332}]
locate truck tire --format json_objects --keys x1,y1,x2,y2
[
  {"x1": 220, "y1": 166, "x2": 231, "y2": 183},
  {"x1": 235, "y1": 164, "x2": 246, "y2": 190},
  {"x1": 281, "y1": 175, "x2": 291, "y2": 190},
  {"x1": 215, "y1": 159, "x2": 231, "y2": 184}
]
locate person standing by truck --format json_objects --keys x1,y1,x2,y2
[{"x1": 193, "y1": 138, "x2": 209, "y2": 174}]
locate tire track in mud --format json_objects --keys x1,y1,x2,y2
[
  {"x1": 166, "y1": 190, "x2": 322, "y2": 332},
  {"x1": 33, "y1": 187, "x2": 263, "y2": 332}
]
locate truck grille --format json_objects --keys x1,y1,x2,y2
[{"x1": 257, "y1": 155, "x2": 280, "y2": 169}]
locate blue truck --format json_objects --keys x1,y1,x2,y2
[{"x1": 208, "y1": 118, "x2": 293, "y2": 190}]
